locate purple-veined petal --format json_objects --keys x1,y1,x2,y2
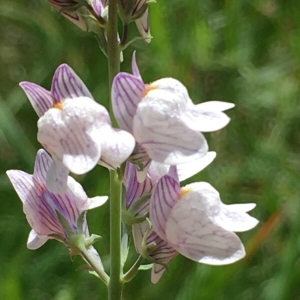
[
  {"x1": 99, "y1": 126, "x2": 135, "y2": 169},
  {"x1": 112, "y1": 72, "x2": 146, "y2": 133},
  {"x1": 33, "y1": 149, "x2": 52, "y2": 185},
  {"x1": 165, "y1": 194, "x2": 246, "y2": 265},
  {"x1": 135, "y1": 8, "x2": 151, "y2": 43},
  {"x1": 51, "y1": 64, "x2": 93, "y2": 103},
  {"x1": 6, "y1": 170, "x2": 36, "y2": 204},
  {"x1": 46, "y1": 159, "x2": 69, "y2": 193},
  {"x1": 124, "y1": 162, "x2": 155, "y2": 215},
  {"x1": 146, "y1": 229, "x2": 177, "y2": 284},
  {"x1": 151, "y1": 241, "x2": 177, "y2": 284},
  {"x1": 131, "y1": 51, "x2": 142, "y2": 80},
  {"x1": 27, "y1": 230, "x2": 49, "y2": 249},
  {"x1": 177, "y1": 151, "x2": 216, "y2": 181},
  {"x1": 150, "y1": 173, "x2": 180, "y2": 240},
  {"x1": 20, "y1": 82, "x2": 54, "y2": 117},
  {"x1": 132, "y1": 221, "x2": 178, "y2": 283},
  {"x1": 38, "y1": 97, "x2": 107, "y2": 175},
  {"x1": 125, "y1": 162, "x2": 153, "y2": 213}
]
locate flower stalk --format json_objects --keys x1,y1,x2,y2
[{"x1": 107, "y1": 0, "x2": 123, "y2": 298}]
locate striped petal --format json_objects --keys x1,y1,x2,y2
[
  {"x1": 135, "y1": 8, "x2": 151, "y2": 43},
  {"x1": 33, "y1": 149, "x2": 52, "y2": 185},
  {"x1": 6, "y1": 170, "x2": 36, "y2": 204},
  {"x1": 165, "y1": 199, "x2": 246, "y2": 265},
  {"x1": 150, "y1": 171, "x2": 180, "y2": 240},
  {"x1": 112, "y1": 72, "x2": 146, "y2": 133},
  {"x1": 19, "y1": 82, "x2": 54, "y2": 117},
  {"x1": 132, "y1": 221, "x2": 178, "y2": 284},
  {"x1": 125, "y1": 162, "x2": 154, "y2": 214},
  {"x1": 51, "y1": 64, "x2": 93, "y2": 103},
  {"x1": 38, "y1": 97, "x2": 108, "y2": 175},
  {"x1": 164, "y1": 182, "x2": 257, "y2": 265}
]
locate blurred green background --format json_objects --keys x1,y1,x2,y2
[{"x1": 1, "y1": 0, "x2": 300, "y2": 299}]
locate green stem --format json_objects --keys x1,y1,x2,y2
[{"x1": 107, "y1": 0, "x2": 123, "y2": 299}]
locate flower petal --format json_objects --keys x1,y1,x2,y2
[
  {"x1": 92, "y1": 0, "x2": 105, "y2": 16},
  {"x1": 33, "y1": 149, "x2": 52, "y2": 185},
  {"x1": 112, "y1": 73, "x2": 146, "y2": 133},
  {"x1": 19, "y1": 82, "x2": 53, "y2": 117},
  {"x1": 51, "y1": 64, "x2": 93, "y2": 103},
  {"x1": 150, "y1": 173, "x2": 180, "y2": 240},
  {"x1": 196, "y1": 101, "x2": 235, "y2": 112},
  {"x1": 165, "y1": 196, "x2": 246, "y2": 265},
  {"x1": 46, "y1": 159, "x2": 69, "y2": 193},
  {"x1": 135, "y1": 8, "x2": 151, "y2": 43},
  {"x1": 214, "y1": 203, "x2": 259, "y2": 232},
  {"x1": 27, "y1": 230, "x2": 49, "y2": 250},
  {"x1": 38, "y1": 97, "x2": 107, "y2": 175},
  {"x1": 134, "y1": 107, "x2": 208, "y2": 164},
  {"x1": 125, "y1": 162, "x2": 153, "y2": 213},
  {"x1": 6, "y1": 170, "x2": 35, "y2": 203},
  {"x1": 131, "y1": 51, "x2": 142, "y2": 80},
  {"x1": 182, "y1": 106, "x2": 232, "y2": 132},
  {"x1": 87, "y1": 196, "x2": 109, "y2": 209},
  {"x1": 99, "y1": 126, "x2": 135, "y2": 169},
  {"x1": 177, "y1": 151, "x2": 216, "y2": 181}
]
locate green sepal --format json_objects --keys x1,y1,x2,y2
[
  {"x1": 138, "y1": 264, "x2": 153, "y2": 271},
  {"x1": 55, "y1": 209, "x2": 74, "y2": 238},
  {"x1": 76, "y1": 211, "x2": 86, "y2": 235},
  {"x1": 84, "y1": 234, "x2": 102, "y2": 248}
]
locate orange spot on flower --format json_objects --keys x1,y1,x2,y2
[
  {"x1": 54, "y1": 102, "x2": 64, "y2": 110},
  {"x1": 143, "y1": 84, "x2": 158, "y2": 97},
  {"x1": 180, "y1": 186, "x2": 193, "y2": 199}
]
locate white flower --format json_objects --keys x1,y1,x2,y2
[
  {"x1": 149, "y1": 167, "x2": 258, "y2": 275},
  {"x1": 20, "y1": 64, "x2": 135, "y2": 193},
  {"x1": 112, "y1": 53, "x2": 233, "y2": 181}
]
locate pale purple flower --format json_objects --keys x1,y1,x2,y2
[
  {"x1": 6, "y1": 149, "x2": 108, "y2": 250},
  {"x1": 149, "y1": 167, "x2": 258, "y2": 272},
  {"x1": 20, "y1": 64, "x2": 135, "y2": 193},
  {"x1": 112, "y1": 53, "x2": 233, "y2": 180},
  {"x1": 124, "y1": 152, "x2": 216, "y2": 282}
]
